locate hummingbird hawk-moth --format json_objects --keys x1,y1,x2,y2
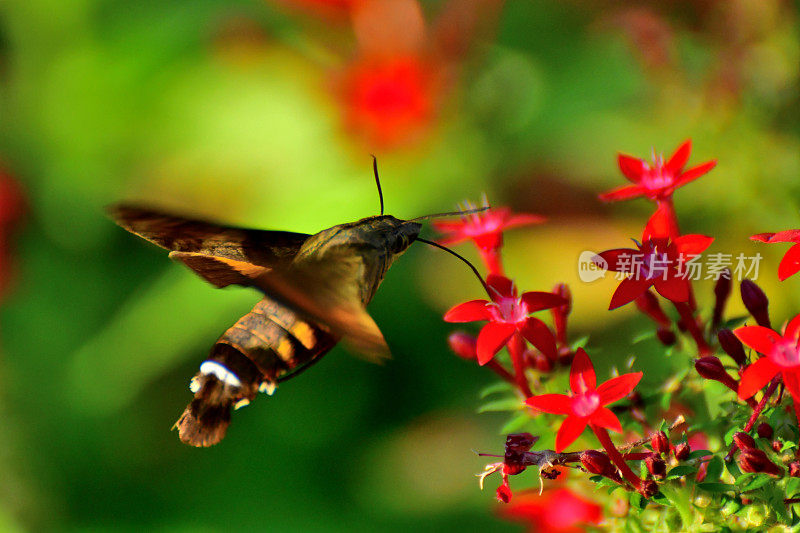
[{"x1": 109, "y1": 161, "x2": 478, "y2": 447}]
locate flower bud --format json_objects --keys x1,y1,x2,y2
[
  {"x1": 651, "y1": 431, "x2": 670, "y2": 455},
  {"x1": 656, "y1": 328, "x2": 676, "y2": 346},
  {"x1": 717, "y1": 329, "x2": 747, "y2": 367},
  {"x1": 447, "y1": 331, "x2": 477, "y2": 360},
  {"x1": 505, "y1": 433, "x2": 537, "y2": 451},
  {"x1": 740, "y1": 279, "x2": 771, "y2": 328},
  {"x1": 674, "y1": 442, "x2": 691, "y2": 461},
  {"x1": 712, "y1": 269, "x2": 732, "y2": 328},
  {"x1": 790, "y1": 462, "x2": 800, "y2": 478},
  {"x1": 638, "y1": 479, "x2": 659, "y2": 499},
  {"x1": 529, "y1": 351, "x2": 553, "y2": 373},
  {"x1": 550, "y1": 283, "x2": 571, "y2": 345},
  {"x1": 733, "y1": 432, "x2": 756, "y2": 451},
  {"x1": 580, "y1": 450, "x2": 614, "y2": 476},
  {"x1": 695, "y1": 356, "x2": 737, "y2": 391},
  {"x1": 772, "y1": 441, "x2": 782, "y2": 453},
  {"x1": 738, "y1": 448, "x2": 783, "y2": 476},
  {"x1": 757, "y1": 423, "x2": 773, "y2": 439},
  {"x1": 645, "y1": 453, "x2": 667, "y2": 479}
]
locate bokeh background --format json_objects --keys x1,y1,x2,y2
[{"x1": 0, "y1": 0, "x2": 798, "y2": 530}]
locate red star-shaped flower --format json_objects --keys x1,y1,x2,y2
[
  {"x1": 443, "y1": 275, "x2": 565, "y2": 365},
  {"x1": 736, "y1": 314, "x2": 800, "y2": 401},
  {"x1": 599, "y1": 139, "x2": 716, "y2": 202},
  {"x1": 434, "y1": 206, "x2": 544, "y2": 251},
  {"x1": 526, "y1": 348, "x2": 641, "y2": 452},
  {"x1": 594, "y1": 204, "x2": 713, "y2": 309},
  {"x1": 751, "y1": 230, "x2": 800, "y2": 281},
  {"x1": 499, "y1": 488, "x2": 603, "y2": 533}
]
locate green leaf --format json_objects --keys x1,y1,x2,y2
[
  {"x1": 696, "y1": 482, "x2": 737, "y2": 493},
  {"x1": 737, "y1": 473, "x2": 773, "y2": 492},
  {"x1": 688, "y1": 450, "x2": 712, "y2": 459},
  {"x1": 631, "y1": 330, "x2": 655, "y2": 344},
  {"x1": 763, "y1": 482, "x2": 790, "y2": 523},
  {"x1": 666, "y1": 465, "x2": 698, "y2": 479},
  {"x1": 785, "y1": 477, "x2": 800, "y2": 497},
  {"x1": 479, "y1": 381, "x2": 514, "y2": 398},
  {"x1": 571, "y1": 335, "x2": 589, "y2": 349},
  {"x1": 500, "y1": 412, "x2": 532, "y2": 434},
  {"x1": 477, "y1": 398, "x2": 522, "y2": 413},
  {"x1": 705, "y1": 456, "x2": 724, "y2": 483}
]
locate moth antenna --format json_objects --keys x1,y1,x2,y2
[
  {"x1": 371, "y1": 154, "x2": 384, "y2": 216},
  {"x1": 409, "y1": 206, "x2": 490, "y2": 222},
  {"x1": 416, "y1": 237, "x2": 489, "y2": 293}
]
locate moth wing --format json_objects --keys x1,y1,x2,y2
[
  {"x1": 172, "y1": 254, "x2": 390, "y2": 362},
  {"x1": 108, "y1": 204, "x2": 310, "y2": 270}
]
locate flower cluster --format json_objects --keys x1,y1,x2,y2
[{"x1": 442, "y1": 140, "x2": 800, "y2": 530}]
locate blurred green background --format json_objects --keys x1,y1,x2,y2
[{"x1": 0, "y1": 0, "x2": 798, "y2": 530}]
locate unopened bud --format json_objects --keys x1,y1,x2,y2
[
  {"x1": 581, "y1": 450, "x2": 614, "y2": 476},
  {"x1": 656, "y1": 328, "x2": 676, "y2": 346},
  {"x1": 757, "y1": 423, "x2": 773, "y2": 439},
  {"x1": 639, "y1": 478, "x2": 659, "y2": 498},
  {"x1": 645, "y1": 453, "x2": 667, "y2": 479},
  {"x1": 530, "y1": 351, "x2": 553, "y2": 373},
  {"x1": 772, "y1": 441, "x2": 782, "y2": 453},
  {"x1": 505, "y1": 433, "x2": 537, "y2": 452},
  {"x1": 695, "y1": 356, "x2": 737, "y2": 391},
  {"x1": 674, "y1": 442, "x2": 691, "y2": 461},
  {"x1": 651, "y1": 431, "x2": 670, "y2": 455},
  {"x1": 551, "y1": 283, "x2": 571, "y2": 345},
  {"x1": 635, "y1": 291, "x2": 671, "y2": 327},
  {"x1": 741, "y1": 279, "x2": 771, "y2": 328},
  {"x1": 738, "y1": 448, "x2": 783, "y2": 476},
  {"x1": 733, "y1": 432, "x2": 756, "y2": 450},
  {"x1": 790, "y1": 462, "x2": 800, "y2": 478},
  {"x1": 718, "y1": 329, "x2": 747, "y2": 367},
  {"x1": 448, "y1": 331, "x2": 477, "y2": 360},
  {"x1": 712, "y1": 269, "x2": 732, "y2": 328}
]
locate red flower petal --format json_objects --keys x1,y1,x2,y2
[
  {"x1": 642, "y1": 204, "x2": 676, "y2": 241},
  {"x1": 526, "y1": 393, "x2": 572, "y2": 415},
  {"x1": 569, "y1": 348, "x2": 596, "y2": 394},
  {"x1": 596, "y1": 372, "x2": 643, "y2": 405},
  {"x1": 674, "y1": 234, "x2": 714, "y2": 257},
  {"x1": 476, "y1": 322, "x2": 515, "y2": 365},
  {"x1": 674, "y1": 160, "x2": 716, "y2": 189},
  {"x1": 505, "y1": 213, "x2": 546, "y2": 228},
  {"x1": 443, "y1": 299, "x2": 491, "y2": 322},
  {"x1": 666, "y1": 140, "x2": 691, "y2": 175},
  {"x1": 555, "y1": 416, "x2": 587, "y2": 453},
  {"x1": 609, "y1": 277, "x2": 652, "y2": 310},
  {"x1": 785, "y1": 313, "x2": 800, "y2": 342},
  {"x1": 432, "y1": 220, "x2": 468, "y2": 232},
  {"x1": 486, "y1": 274, "x2": 515, "y2": 299},
  {"x1": 520, "y1": 318, "x2": 557, "y2": 360},
  {"x1": 598, "y1": 184, "x2": 646, "y2": 202},
  {"x1": 738, "y1": 357, "x2": 779, "y2": 400},
  {"x1": 520, "y1": 291, "x2": 568, "y2": 312},
  {"x1": 750, "y1": 232, "x2": 776, "y2": 243},
  {"x1": 735, "y1": 325, "x2": 782, "y2": 355},
  {"x1": 654, "y1": 276, "x2": 689, "y2": 303},
  {"x1": 758, "y1": 229, "x2": 800, "y2": 243},
  {"x1": 617, "y1": 153, "x2": 646, "y2": 183},
  {"x1": 594, "y1": 248, "x2": 639, "y2": 272},
  {"x1": 589, "y1": 407, "x2": 623, "y2": 433},
  {"x1": 778, "y1": 243, "x2": 800, "y2": 281},
  {"x1": 783, "y1": 370, "x2": 800, "y2": 402}
]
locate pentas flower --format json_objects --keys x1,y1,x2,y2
[
  {"x1": 599, "y1": 139, "x2": 716, "y2": 202},
  {"x1": 751, "y1": 230, "x2": 800, "y2": 281},
  {"x1": 594, "y1": 204, "x2": 713, "y2": 309},
  {"x1": 435, "y1": 204, "x2": 544, "y2": 273},
  {"x1": 735, "y1": 314, "x2": 800, "y2": 401},
  {"x1": 443, "y1": 275, "x2": 565, "y2": 365},
  {"x1": 525, "y1": 348, "x2": 642, "y2": 452},
  {"x1": 498, "y1": 488, "x2": 603, "y2": 533}
]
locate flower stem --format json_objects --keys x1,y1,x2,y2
[
  {"x1": 508, "y1": 334, "x2": 533, "y2": 397},
  {"x1": 725, "y1": 376, "x2": 781, "y2": 461},
  {"x1": 674, "y1": 302, "x2": 712, "y2": 356},
  {"x1": 591, "y1": 424, "x2": 641, "y2": 489}
]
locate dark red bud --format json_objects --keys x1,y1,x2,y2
[
  {"x1": 773, "y1": 441, "x2": 782, "y2": 453},
  {"x1": 712, "y1": 269, "x2": 732, "y2": 328},
  {"x1": 674, "y1": 442, "x2": 691, "y2": 461},
  {"x1": 580, "y1": 450, "x2": 614, "y2": 476},
  {"x1": 651, "y1": 431, "x2": 670, "y2": 455},
  {"x1": 790, "y1": 462, "x2": 800, "y2": 478},
  {"x1": 738, "y1": 448, "x2": 783, "y2": 476},
  {"x1": 741, "y1": 279, "x2": 771, "y2": 328},
  {"x1": 717, "y1": 329, "x2": 747, "y2": 367},
  {"x1": 505, "y1": 433, "x2": 537, "y2": 452},
  {"x1": 695, "y1": 357, "x2": 737, "y2": 391},
  {"x1": 550, "y1": 283, "x2": 571, "y2": 345},
  {"x1": 639, "y1": 478, "x2": 659, "y2": 498},
  {"x1": 448, "y1": 331, "x2": 477, "y2": 360},
  {"x1": 757, "y1": 423, "x2": 773, "y2": 440},
  {"x1": 656, "y1": 328, "x2": 676, "y2": 346},
  {"x1": 530, "y1": 351, "x2": 553, "y2": 373},
  {"x1": 645, "y1": 453, "x2": 667, "y2": 479},
  {"x1": 733, "y1": 432, "x2": 756, "y2": 450},
  {"x1": 635, "y1": 291, "x2": 671, "y2": 327}
]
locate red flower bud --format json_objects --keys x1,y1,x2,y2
[
  {"x1": 757, "y1": 423, "x2": 773, "y2": 440},
  {"x1": 674, "y1": 442, "x2": 691, "y2": 461},
  {"x1": 738, "y1": 448, "x2": 783, "y2": 476},
  {"x1": 645, "y1": 453, "x2": 667, "y2": 479},
  {"x1": 550, "y1": 283, "x2": 571, "y2": 345},
  {"x1": 717, "y1": 329, "x2": 747, "y2": 367},
  {"x1": 695, "y1": 356, "x2": 738, "y2": 391},
  {"x1": 712, "y1": 269, "x2": 732, "y2": 328},
  {"x1": 773, "y1": 441, "x2": 782, "y2": 453},
  {"x1": 447, "y1": 331, "x2": 477, "y2": 360},
  {"x1": 639, "y1": 478, "x2": 659, "y2": 498},
  {"x1": 651, "y1": 431, "x2": 670, "y2": 455},
  {"x1": 740, "y1": 279, "x2": 771, "y2": 328},
  {"x1": 530, "y1": 351, "x2": 553, "y2": 373},
  {"x1": 580, "y1": 450, "x2": 615, "y2": 477},
  {"x1": 790, "y1": 462, "x2": 800, "y2": 478},
  {"x1": 656, "y1": 328, "x2": 676, "y2": 346},
  {"x1": 505, "y1": 433, "x2": 537, "y2": 451},
  {"x1": 733, "y1": 432, "x2": 756, "y2": 450}
]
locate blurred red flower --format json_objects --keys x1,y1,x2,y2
[
  {"x1": 526, "y1": 348, "x2": 642, "y2": 452},
  {"x1": 751, "y1": 230, "x2": 800, "y2": 281},
  {"x1": 594, "y1": 204, "x2": 713, "y2": 309},
  {"x1": 599, "y1": 139, "x2": 716, "y2": 202},
  {"x1": 0, "y1": 167, "x2": 24, "y2": 298},
  {"x1": 499, "y1": 488, "x2": 603, "y2": 532},
  {"x1": 736, "y1": 314, "x2": 800, "y2": 401},
  {"x1": 443, "y1": 275, "x2": 564, "y2": 365}
]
